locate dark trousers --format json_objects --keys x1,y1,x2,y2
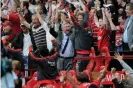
[
  {"x1": 57, "y1": 57, "x2": 73, "y2": 71},
  {"x1": 122, "y1": 42, "x2": 130, "y2": 51},
  {"x1": 76, "y1": 54, "x2": 89, "y2": 72}
]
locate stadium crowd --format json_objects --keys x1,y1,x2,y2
[{"x1": 1, "y1": 0, "x2": 133, "y2": 88}]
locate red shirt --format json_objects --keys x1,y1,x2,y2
[
  {"x1": 78, "y1": 83, "x2": 91, "y2": 88},
  {"x1": 8, "y1": 13, "x2": 22, "y2": 34},
  {"x1": 97, "y1": 28, "x2": 110, "y2": 51},
  {"x1": 115, "y1": 25, "x2": 123, "y2": 47}
]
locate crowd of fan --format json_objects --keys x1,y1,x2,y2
[{"x1": 1, "y1": 0, "x2": 133, "y2": 88}]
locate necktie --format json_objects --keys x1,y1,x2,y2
[{"x1": 62, "y1": 35, "x2": 69, "y2": 54}]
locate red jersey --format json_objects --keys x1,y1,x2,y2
[
  {"x1": 97, "y1": 28, "x2": 110, "y2": 51},
  {"x1": 8, "y1": 13, "x2": 22, "y2": 34}
]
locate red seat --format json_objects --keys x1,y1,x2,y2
[
  {"x1": 86, "y1": 47, "x2": 96, "y2": 73},
  {"x1": 25, "y1": 72, "x2": 38, "y2": 88},
  {"x1": 26, "y1": 78, "x2": 38, "y2": 88}
]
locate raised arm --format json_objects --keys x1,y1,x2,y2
[
  {"x1": 79, "y1": 0, "x2": 86, "y2": 11},
  {"x1": 83, "y1": 6, "x2": 89, "y2": 22},
  {"x1": 35, "y1": 6, "x2": 44, "y2": 24},
  {"x1": 70, "y1": 11, "x2": 79, "y2": 26},
  {"x1": 114, "y1": 52, "x2": 133, "y2": 78},
  {"x1": 94, "y1": 9, "x2": 99, "y2": 27},
  {"x1": 105, "y1": 10, "x2": 118, "y2": 30},
  {"x1": 97, "y1": 67, "x2": 107, "y2": 81},
  {"x1": 102, "y1": 8, "x2": 109, "y2": 29},
  {"x1": 19, "y1": 13, "x2": 30, "y2": 29}
]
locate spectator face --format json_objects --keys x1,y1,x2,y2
[
  {"x1": 94, "y1": 0, "x2": 101, "y2": 8},
  {"x1": 62, "y1": 21, "x2": 72, "y2": 34},
  {"x1": 78, "y1": 14, "x2": 84, "y2": 26},
  {"x1": 125, "y1": 6, "x2": 133, "y2": 17},
  {"x1": 89, "y1": 9, "x2": 95, "y2": 19},
  {"x1": 32, "y1": 16, "x2": 41, "y2": 28},
  {"x1": 21, "y1": 25, "x2": 28, "y2": 33},
  {"x1": 7, "y1": 8, "x2": 17, "y2": 15},
  {"x1": 99, "y1": 19, "x2": 104, "y2": 28},
  {"x1": 3, "y1": 25, "x2": 12, "y2": 33},
  {"x1": 118, "y1": 16, "x2": 125, "y2": 24},
  {"x1": 118, "y1": 8, "x2": 124, "y2": 14}
]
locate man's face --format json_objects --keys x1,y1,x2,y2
[
  {"x1": 62, "y1": 22, "x2": 72, "y2": 34},
  {"x1": 78, "y1": 15, "x2": 84, "y2": 26},
  {"x1": 118, "y1": 16, "x2": 125, "y2": 24},
  {"x1": 3, "y1": 25, "x2": 12, "y2": 33},
  {"x1": 125, "y1": 6, "x2": 133, "y2": 17},
  {"x1": 21, "y1": 25, "x2": 28, "y2": 33},
  {"x1": 89, "y1": 9, "x2": 95, "y2": 19},
  {"x1": 8, "y1": 8, "x2": 17, "y2": 14},
  {"x1": 99, "y1": 19, "x2": 104, "y2": 28},
  {"x1": 32, "y1": 16, "x2": 41, "y2": 28},
  {"x1": 8, "y1": 8, "x2": 13, "y2": 14}
]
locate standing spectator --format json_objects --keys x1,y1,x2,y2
[
  {"x1": 56, "y1": 19, "x2": 75, "y2": 71},
  {"x1": 106, "y1": 13, "x2": 126, "y2": 52},
  {"x1": 1, "y1": 7, "x2": 22, "y2": 41},
  {"x1": 123, "y1": 3, "x2": 133, "y2": 50},
  {"x1": 20, "y1": 6, "x2": 55, "y2": 57},
  {"x1": 115, "y1": 15, "x2": 125, "y2": 52},
  {"x1": 11, "y1": 24, "x2": 33, "y2": 77},
  {"x1": 94, "y1": 8, "x2": 111, "y2": 51},
  {"x1": 70, "y1": 0, "x2": 93, "y2": 72}
]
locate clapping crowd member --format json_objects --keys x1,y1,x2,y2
[{"x1": 1, "y1": 0, "x2": 133, "y2": 88}]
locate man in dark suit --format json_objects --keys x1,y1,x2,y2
[{"x1": 123, "y1": 3, "x2": 133, "y2": 51}]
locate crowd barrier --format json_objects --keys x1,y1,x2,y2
[{"x1": 6, "y1": 47, "x2": 133, "y2": 88}]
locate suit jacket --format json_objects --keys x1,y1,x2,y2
[
  {"x1": 56, "y1": 28, "x2": 75, "y2": 53},
  {"x1": 124, "y1": 15, "x2": 133, "y2": 50}
]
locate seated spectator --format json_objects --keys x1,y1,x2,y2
[
  {"x1": 1, "y1": 20, "x2": 13, "y2": 45},
  {"x1": 12, "y1": 60, "x2": 24, "y2": 88}
]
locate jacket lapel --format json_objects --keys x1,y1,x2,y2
[{"x1": 126, "y1": 16, "x2": 133, "y2": 30}]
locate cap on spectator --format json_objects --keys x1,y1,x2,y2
[{"x1": 3, "y1": 21, "x2": 12, "y2": 27}]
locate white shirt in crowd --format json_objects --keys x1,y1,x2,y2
[
  {"x1": 1, "y1": 71, "x2": 18, "y2": 88},
  {"x1": 22, "y1": 33, "x2": 32, "y2": 56}
]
